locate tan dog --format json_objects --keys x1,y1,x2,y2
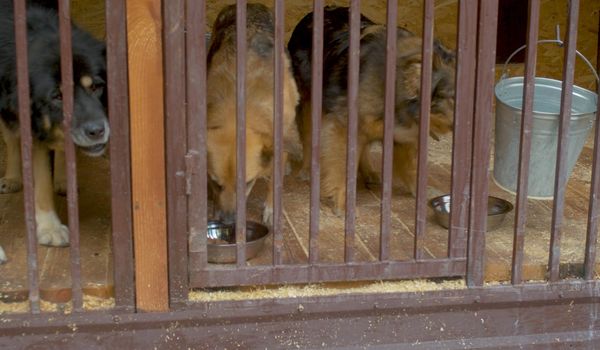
[
  {"x1": 206, "y1": 3, "x2": 300, "y2": 226},
  {"x1": 288, "y1": 6, "x2": 456, "y2": 215}
]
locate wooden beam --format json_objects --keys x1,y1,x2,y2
[{"x1": 126, "y1": 0, "x2": 169, "y2": 311}]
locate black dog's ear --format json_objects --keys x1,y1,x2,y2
[{"x1": 433, "y1": 39, "x2": 456, "y2": 65}]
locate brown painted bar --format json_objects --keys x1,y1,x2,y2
[
  {"x1": 467, "y1": 0, "x2": 499, "y2": 287},
  {"x1": 584, "y1": 13, "x2": 600, "y2": 280},
  {"x1": 511, "y1": 0, "x2": 541, "y2": 285},
  {"x1": 192, "y1": 259, "x2": 465, "y2": 287},
  {"x1": 57, "y1": 0, "x2": 83, "y2": 311},
  {"x1": 235, "y1": 0, "x2": 248, "y2": 266},
  {"x1": 344, "y1": 0, "x2": 360, "y2": 263},
  {"x1": 379, "y1": 0, "x2": 397, "y2": 262},
  {"x1": 163, "y1": 0, "x2": 189, "y2": 306},
  {"x1": 448, "y1": 0, "x2": 477, "y2": 259},
  {"x1": 414, "y1": 0, "x2": 434, "y2": 261},
  {"x1": 272, "y1": 0, "x2": 285, "y2": 265},
  {"x1": 309, "y1": 0, "x2": 324, "y2": 264},
  {"x1": 13, "y1": 0, "x2": 40, "y2": 314},
  {"x1": 549, "y1": 0, "x2": 580, "y2": 282},
  {"x1": 127, "y1": 0, "x2": 169, "y2": 311},
  {"x1": 186, "y1": 0, "x2": 208, "y2": 272},
  {"x1": 105, "y1": 0, "x2": 135, "y2": 311}
]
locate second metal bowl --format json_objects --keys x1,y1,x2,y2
[{"x1": 428, "y1": 194, "x2": 513, "y2": 231}]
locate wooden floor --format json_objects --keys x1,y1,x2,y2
[{"x1": 0, "y1": 152, "x2": 113, "y2": 303}]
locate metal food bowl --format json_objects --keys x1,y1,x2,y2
[
  {"x1": 207, "y1": 220, "x2": 270, "y2": 263},
  {"x1": 429, "y1": 195, "x2": 513, "y2": 231}
]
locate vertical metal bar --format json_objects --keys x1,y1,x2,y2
[
  {"x1": 414, "y1": 0, "x2": 434, "y2": 261},
  {"x1": 106, "y1": 0, "x2": 136, "y2": 310},
  {"x1": 584, "y1": 11, "x2": 600, "y2": 280},
  {"x1": 511, "y1": 0, "x2": 541, "y2": 285},
  {"x1": 379, "y1": 0, "x2": 397, "y2": 262},
  {"x1": 235, "y1": 0, "x2": 248, "y2": 266},
  {"x1": 309, "y1": 0, "x2": 324, "y2": 264},
  {"x1": 186, "y1": 0, "x2": 208, "y2": 270},
  {"x1": 13, "y1": 0, "x2": 40, "y2": 314},
  {"x1": 163, "y1": 0, "x2": 189, "y2": 306},
  {"x1": 58, "y1": 0, "x2": 83, "y2": 311},
  {"x1": 467, "y1": 0, "x2": 499, "y2": 287},
  {"x1": 448, "y1": 0, "x2": 477, "y2": 259},
  {"x1": 272, "y1": 0, "x2": 285, "y2": 265},
  {"x1": 345, "y1": 0, "x2": 360, "y2": 263},
  {"x1": 549, "y1": 0, "x2": 580, "y2": 282}
]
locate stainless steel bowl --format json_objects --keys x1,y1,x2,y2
[
  {"x1": 428, "y1": 195, "x2": 513, "y2": 231},
  {"x1": 206, "y1": 220, "x2": 270, "y2": 263}
]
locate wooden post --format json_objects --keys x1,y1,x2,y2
[{"x1": 126, "y1": 0, "x2": 169, "y2": 311}]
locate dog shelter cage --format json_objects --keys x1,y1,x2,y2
[{"x1": 0, "y1": 0, "x2": 599, "y2": 348}]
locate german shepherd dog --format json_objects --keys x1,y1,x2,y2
[
  {"x1": 0, "y1": 1, "x2": 108, "y2": 262},
  {"x1": 206, "y1": 3, "x2": 300, "y2": 226},
  {"x1": 287, "y1": 6, "x2": 455, "y2": 215}
]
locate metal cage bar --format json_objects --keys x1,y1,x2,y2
[
  {"x1": 549, "y1": 0, "x2": 580, "y2": 282},
  {"x1": 467, "y1": 0, "x2": 499, "y2": 287},
  {"x1": 13, "y1": 0, "x2": 40, "y2": 314},
  {"x1": 57, "y1": 0, "x2": 83, "y2": 311},
  {"x1": 235, "y1": 0, "x2": 248, "y2": 266},
  {"x1": 448, "y1": 0, "x2": 477, "y2": 259},
  {"x1": 163, "y1": 0, "x2": 189, "y2": 305},
  {"x1": 414, "y1": 0, "x2": 435, "y2": 261},
  {"x1": 106, "y1": 0, "x2": 136, "y2": 311},
  {"x1": 584, "y1": 11, "x2": 600, "y2": 280},
  {"x1": 308, "y1": 0, "x2": 324, "y2": 264},
  {"x1": 272, "y1": 0, "x2": 285, "y2": 265},
  {"x1": 186, "y1": 0, "x2": 208, "y2": 272},
  {"x1": 379, "y1": 0, "x2": 397, "y2": 262},
  {"x1": 344, "y1": 0, "x2": 360, "y2": 263},
  {"x1": 511, "y1": 0, "x2": 541, "y2": 285}
]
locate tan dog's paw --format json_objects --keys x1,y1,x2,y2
[
  {"x1": 362, "y1": 171, "x2": 381, "y2": 189},
  {"x1": 0, "y1": 245, "x2": 6, "y2": 264},
  {"x1": 262, "y1": 205, "x2": 273, "y2": 227},
  {"x1": 0, "y1": 177, "x2": 22, "y2": 193},
  {"x1": 54, "y1": 179, "x2": 68, "y2": 196},
  {"x1": 37, "y1": 222, "x2": 70, "y2": 247},
  {"x1": 296, "y1": 167, "x2": 310, "y2": 182}
]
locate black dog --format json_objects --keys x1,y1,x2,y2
[
  {"x1": 0, "y1": 0, "x2": 108, "y2": 262},
  {"x1": 287, "y1": 6, "x2": 455, "y2": 214}
]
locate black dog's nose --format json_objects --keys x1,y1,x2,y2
[{"x1": 83, "y1": 121, "x2": 105, "y2": 140}]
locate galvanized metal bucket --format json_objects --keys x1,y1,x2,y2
[{"x1": 493, "y1": 40, "x2": 598, "y2": 199}]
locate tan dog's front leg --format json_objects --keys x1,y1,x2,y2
[
  {"x1": 0, "y1": 120, "x2": 23, "y2": 193},
  {"x1": 392, "y1": 142, "x2": 417, "y2": 197},
  {"x1": 53, "y1": 150, "x2": 67, "y2": 196},
  {"x1": 33, "y1": 144, "x2": 69, "y2": 247}
]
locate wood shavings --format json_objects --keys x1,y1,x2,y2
[{"x1": 189, "y1": 279, "x2": 466, "y2": 302}]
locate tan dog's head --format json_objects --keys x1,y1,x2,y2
[{"x1": 207, "y1": 126, "x2": 272, "y2": 224}]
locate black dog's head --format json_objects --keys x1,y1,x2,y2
[
  {"x1": 0, "y1": 4, "x2": 109, "y2": 156},
  {"x1": 29, "y1": 15, "x2": 109, "y2": 155}
]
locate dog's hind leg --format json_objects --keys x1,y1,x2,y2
[
  {"x1": 0, "y1": 119, "x2": 23, "y2": 193},
  {"x1": 33, "y1": 144, "x2": 69, "y2": 247},
  {"x1": 0, "y1": 245, "x2": 5, "y2": 264},
  {"x1": 359, "y1": 143, "x2": 381, "y2": 189},
  {"x1": 53, "y1": 150, "x2": 67, "y2": 196},
  {"x1": 392, "y1": 142, "x2": 417, "y2": 197}
]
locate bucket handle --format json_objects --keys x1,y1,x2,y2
[{"x1": 500, "y1": 25, "x2": 600, "y2": 84}]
